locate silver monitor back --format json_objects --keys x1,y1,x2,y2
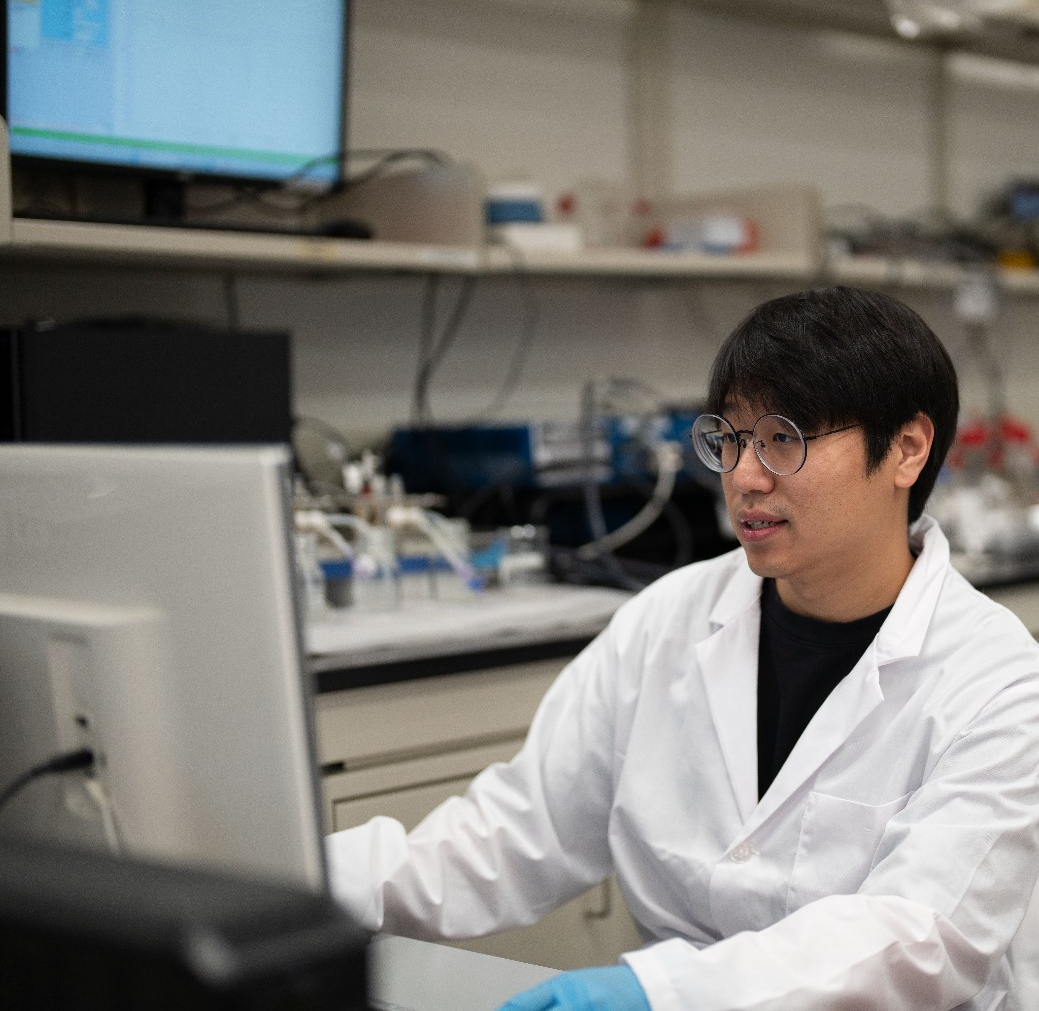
[{"x1": 0, "y1": 444, "x2": 326, "y2": 892}]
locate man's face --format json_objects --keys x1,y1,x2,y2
[{"x1": 719, "y1": 400, "x2": 910, "y2": 615}]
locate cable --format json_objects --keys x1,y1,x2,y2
[
  {"x1": 0, "y1": 748, "x2": 95, "y2": 814},
  {"x1": 579, "y1": 382, "x2": 645, "y2": 592},
  {"x1": 339, "y1": 148, "x2": 450, "y2": 195},
  {"x1": 577, "y1": 441, "x2": 682, "y2": 560},
  {"x1": 295, "y1": 509, "x2": 355, "y2": 560},
  {"x1": 412, "y1": 274, "x2": 441, "y2": 424},
  {"x1": 82, "y1": 776, "x2": 123, "y2": 855},
  {"x1": 185, "y1": 147, "x2": 452, "y2": 220},
  {"x1": 412, "y1": 274, "x2": 478, "y2": 425},
  {"x1": 386, "y1": 505, "x2": 483, "y2": 591},
  {"x1": 469, "y1": 241, "x2": 542, "y2": 420}
]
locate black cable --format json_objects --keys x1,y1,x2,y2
[
  {"x1": 413, "y1": 272, "x2": 442, "y2": 421},
  {"x1": 412, "y1": 274, "x2": 442, "y2": 424},
  {"x1": 412, "y1": 275, "x2": 477, "y2": 425},
  {"x1": 340, "y1": 148, "x2": 450, "y2": 195},
  {"x1": 186, "y1": 147, "x2": 452, "y2": 219},
  {"x1": 470, "y1": 244, "x2": 541, "y2": 421},
  {"x1": 0, "y1": 748, "x2": 96, "y2": 814}
]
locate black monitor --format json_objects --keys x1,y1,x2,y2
[{"x1": 2, "y1": 0, "x2": 350, "y2": 198}]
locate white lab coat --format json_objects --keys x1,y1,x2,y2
[{"x1": 326, "y1": 516, "x2": 1039, "y2": 1010}]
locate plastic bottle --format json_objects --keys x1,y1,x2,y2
[{"x1": 295, "y1": 532, "x2": 327, "y2": 621}]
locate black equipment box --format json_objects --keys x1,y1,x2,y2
[{"x1": 0, "y1": 318, "x2": 292, "y2": 445}]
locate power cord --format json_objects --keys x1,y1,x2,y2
[
  {"x1": 0, "y1": 748, "x2": 96, "y2": 815},
  {"x1": 185, "y1": 147, "x2": 452, "y2": 219},
  {"x1": 412, "y1": 274, "x2": 478, "y2": 425}
]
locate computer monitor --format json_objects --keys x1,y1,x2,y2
[
  {"x1": 3, "y1": 0, "x2": 349, "y2": 189},
  {"x1": 0, "y1": 443, "x2": 328, "y2": 893}
]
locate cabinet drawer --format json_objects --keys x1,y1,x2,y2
[
  {"x1": 315, "y1": 659, "x2": 565, "y2": 766},
  {"x1": 321, "y1": 738, "x2": 522, "y2": 834}
]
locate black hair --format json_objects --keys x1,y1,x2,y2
[{"x1": 705, "y1": 285, "x2": 959, "y2": 524}]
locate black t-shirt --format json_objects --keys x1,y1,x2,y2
[{"x1": 757, "y1": 579, "x2": 892, "y2": 797}]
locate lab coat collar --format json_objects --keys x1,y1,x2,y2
[
  {"x1": 697, "y1": 514, "x2": 951, "y2": 828},
  {"x1": 698, "y1": 559, "x2": 763, "y2": 823},
  {"x1": 704, "y1": 513, "x2": 949, "y2": 647},
  {"x1": 872, "y1": 513, "x2": 949, "y2": 668}
]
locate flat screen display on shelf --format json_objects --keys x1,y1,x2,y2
[{"x1": 2, "y1": 0, "x2": 349, "y2": 187}]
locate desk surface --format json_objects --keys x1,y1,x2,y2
[{"x1": 369, "y1": 934, "x2": 557, "y2": 1011}]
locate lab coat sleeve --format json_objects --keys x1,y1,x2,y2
[
  {"x1": 325, "y1": 609, "x2": 634, "y2": 940},
  {"x1": 623, "y1": 673, "x2": 1039, "y2": 1011}
]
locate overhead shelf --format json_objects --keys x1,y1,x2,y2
[
  {"x1": 826, "y1": 254, "x2": 1039, "y2": 295},
  {"x1": 2, "y1": 183, "x2": 825, "y2": 281},
  {"x1": 2, "y1": 215, "x2": 814, "y2": 280},
  {"x1": 3, "y1": 217, "x2": 483, "y2": 274},
  {"x1": 7, "y1": 215, "x2": 1039, "y2": 294}
]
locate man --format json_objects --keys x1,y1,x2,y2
[{"x1": 327, "y1": 286, "x2": 1039, "y2": 1010}]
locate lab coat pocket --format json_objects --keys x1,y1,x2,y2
[{"x1": 786, "y1": 790, "x2": 912, "y2": 914}]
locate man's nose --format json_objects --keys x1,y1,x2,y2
[{"x1": 729, "y1": 440, "x2": 775, "y2": 493}]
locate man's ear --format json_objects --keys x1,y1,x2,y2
[{"x1": 892, "y1": 412, "x2": 935, "y2": 489}]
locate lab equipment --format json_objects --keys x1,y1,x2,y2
[
  {"x1": 388, "y1": 419, "x2": 612, "y2": 491},
  {"x1": 644, "y1": 213, "x2": 758, "y2": 255},
  {"x1": 388, "y1": 410, "x2": 701, "y2": 493},
  {"x1": 0, "y1": 319, "x2": 292, "y2": 446},
  {"x1": 4, "y1": 0, "x2": 349, "y2": 198},
  {"x1": 486, "y1": 181, "x2": 546, "y2": 225},
  {"x1": 387, "y1": 399, "x2": 726, "y2": 579},
  {"x1": 296, "y1": 530, "x2": 330, "y2": 622},
  {"x1": 0, "y1": 444, "x2": 327, "y2": 891},
  {"x1": 294, "y1": 494, "x2": 490, "y2": 612},
  {"x1": 498, "y1": 525, "x2": 551, "y2": 586},
  {"x1": 929, "y1": 414, "x2": 1039, "y2": 573}
]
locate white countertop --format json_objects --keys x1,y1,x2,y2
[{"x1": 305, "y1": 582, "x2": 632, "y2": 670}]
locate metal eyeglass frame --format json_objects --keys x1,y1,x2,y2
[{"x1": 691, "y1": 413, "x2": 860, "y2": 476}]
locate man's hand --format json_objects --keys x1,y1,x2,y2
[{"x1": 496, "y1": 965, "x2": 651, "y2": 1011}]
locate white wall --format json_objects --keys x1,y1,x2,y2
[
  {"x1": 5, "y1": 0, "x2": 1039, "y2": 450},
  {"x1": 348, "y1": 0, "x2": 634, "y2": 196},
  {"x1": 667, "y1": 13, "x2": 937, "y2": 217}
]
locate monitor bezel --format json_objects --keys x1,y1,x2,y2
[
  {"x1": 0, "y1": 0, "x2": 352, "y2": 195},
  {"x1": 0, "y1": 443, "x2": 330, "y2": 893}
]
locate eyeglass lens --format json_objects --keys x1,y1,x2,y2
[{"x1": 692, "y1": 414, "x2": 807, "y2": 476}]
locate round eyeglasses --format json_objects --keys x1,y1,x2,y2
[{"x1": 691, "y1": 413, "x2": 859, "y2": 477}]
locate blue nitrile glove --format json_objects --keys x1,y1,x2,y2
[{"x1": 497, "y1": 965, "x2": 651, "y2": 1011}]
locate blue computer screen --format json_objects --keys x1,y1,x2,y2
[{"x1": 6, "y1": 0, "x2": 347, "y2": 184}]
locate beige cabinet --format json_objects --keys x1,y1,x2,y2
[{"x1": 315, "y1": 657, "x2": 643, "y2": 970}]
